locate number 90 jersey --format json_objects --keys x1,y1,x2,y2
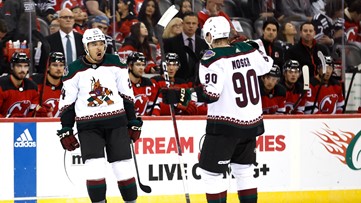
[{"x1": 199, "y1": 41, "x2": 273, "y2": 133}]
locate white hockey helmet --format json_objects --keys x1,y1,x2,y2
[
  {"x1": 202, "y1": 16, "x2": 230, "y2": 41},
  {"x1": 82, "y1": 28, "x2": 107, "y2": 55}
]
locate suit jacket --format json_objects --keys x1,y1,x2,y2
[
  {"x1": 164, "y1": 33, "x2": 208, "y2": 84},
  {"x1": 45, "y1": 31, "x2": 85, "y2": 63}
]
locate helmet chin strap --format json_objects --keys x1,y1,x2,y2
[{"x1": 205, "y1": 34, "x2": 214, "y2": 49}]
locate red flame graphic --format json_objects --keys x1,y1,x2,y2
[{"x1": 313, "y1": 123, "x2": 355, "y2": 164}]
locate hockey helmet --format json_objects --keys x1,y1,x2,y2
[
  {"x1": 202, "y1": 16, "x2": 230, "y2": 41},
  {"x1": 127, "y1": 52, "x2": 146, "y2": 65},
  {"x1": 283, "y1": 59, "x2": 300, "y2": 72},
  {"x1": 49, "y1": 52, "x2": 66, "y2": 64},
  {"x1": 82, "y1": 28, "x2": 107, "y2": 54},
  {"x1": 11, "y1": 52, "x2": 30, "y2": 64},
  {"x1": 267, "y1": 64, "x2": 281, "y2": 77},
  {"x1": 325, "y1": 56, "x2": 333, "y2": 66},
  {"x1": 317, "y1": 55, "x2": 334, "y2": 72},
  {"x1": 165, "y1": 53, "x2": 180, "y2": 65}
]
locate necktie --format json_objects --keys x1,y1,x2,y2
[
  {"x1": 66, "y1": 35, "x2": 73, "y2": 66},
  {"x1": 187, "y1": 38, "x2": 193, "y2": 52}
]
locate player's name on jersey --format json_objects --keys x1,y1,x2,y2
[{"x1": 232, "y1": 57, "x2": 251, "y2": 70}]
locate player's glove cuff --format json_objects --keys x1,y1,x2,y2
[
  {"x1": 57, "y1": 127, "x2": 79, "y2": 151},
  {"x1": 57, "y1": 127, "x2": 73, "y2": 138},
  {"x1": 128, "y1": 117, "x2": 143, "y2": 142},
  {"x1": 161, "y1": 88, "x2": 192, "y2": 106}
]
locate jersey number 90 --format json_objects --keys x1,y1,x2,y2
[{"x1": 232, "y1": 69, "x2": 259, "y2": 108}]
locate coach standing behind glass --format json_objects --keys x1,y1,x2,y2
[{"x1": 46, "y1": 8, "x2": 85, "y2": 66}]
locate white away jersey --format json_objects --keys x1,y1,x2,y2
[
  {"x1": 59, "y1": 54, "x2": 134, "y2": 122},
  {"x1": 199, "y1": 42, "x2": 273, "y2": 127}
]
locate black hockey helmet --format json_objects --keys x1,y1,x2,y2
[
  {"x1": 11, "y1": 52, "x2": 30, "y2": 64},
  {"x1": 49, "y1": 52, "x2": 66, "y2": 64},
  {"x1": 127, "y1": 52, "x2": 146, "y2": 65},
  {"x1": 283, "y1": 59, "x2": 300, "y2": 72},
  {"x1": 165, "y1": 53, "x2": 180, "y2": 65},
  {"x1": 267, "y1": 64, "x2": 281, "y2": 77},
  {"x1": 325, "y1": 56, "x2": 333, "y2": 66}
]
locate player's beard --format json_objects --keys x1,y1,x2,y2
[
  {"x1": 11, "y1": 71, "x2": 27, "y2": 81},
  {"x1": 131, "y1": 69, "x2": 141, "y2": 79},
  {"x1": 48, "y1": 71, "x2": 62, "y2": 80}
]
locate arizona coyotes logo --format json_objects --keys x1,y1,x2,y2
[
  {"x1": 87, "y1": 77, "x2": 114, "y2": 107},
  {"x1": 319, "y1": 94, "x2": 338, "y2": 114},
  {"x1": 7, "y1": 100, "x2": 31, "y2": 117}
]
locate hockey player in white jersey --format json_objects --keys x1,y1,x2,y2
[
  {"x1": 57, "y1": 28, "x2": 142, "y2": 203},
  {"x1": 162, "y1": 16, "x2": 273, "y2": 203}
]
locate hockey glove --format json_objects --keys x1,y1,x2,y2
[
  {"x1": 128, "y1": 117, "x2": 143, "y2": 142},
  {"x1": 36, "y1": 103, "x2": 53, "y2": 117},
  {"x1": 161, "y1": 88, "x2": 192, "y2": 106},
  {"x1": 177, "y1": 101, "x2": 198, "y2": 115},
  {"x1": 57, "y1": 127, "x2": 80, "y2": 151}
]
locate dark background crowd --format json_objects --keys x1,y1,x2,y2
[{"x1": 0, "y1": 0, "x2": 361, "y2": 117}]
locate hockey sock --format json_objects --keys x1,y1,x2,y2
[
  {"x1": 118, "y1": 177, "x2": 137, "y2": 201},
  {"x1": 238, "y1": 188, "x2": 257, "y2": 203},
  {"x1": 206, "y1": 190, "x2": 227, "y2": 203},
  {"x1": 86, "y1": 178, "x2": 106, "y2": 202}
]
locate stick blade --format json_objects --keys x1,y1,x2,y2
[
  {"x1": 140, "y1": 184, "x2": 152, "y2": 193},
  {"x1": 317, "y1": 51, "x2": 326, "y2": 74},
  {"x1": 157, "y1": 5, "x2": 179, "y2": 27},
  {"x1": 302, "y1": 65, "x2": 310, "y2": 90}
]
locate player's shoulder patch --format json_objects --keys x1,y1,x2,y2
[
  {"x1": 202, "y1": 50, "x2": 216, "y2": 60},
  {"x1": 64, "y1": 65, "x2": 69, "y2": 77},
  {"x1": 63, "y1": 59, "x2": 83, "y2": 80}
]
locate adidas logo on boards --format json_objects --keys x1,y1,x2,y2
[{"x1": 14, "y1": 128, "x2": 36, "y2": 148}]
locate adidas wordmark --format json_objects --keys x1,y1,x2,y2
[{"x1": 14, "y1": 129, "x2": 36, "y2": 148}]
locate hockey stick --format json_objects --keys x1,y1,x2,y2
[
  {"x1": 33, "y1": 56, "x2": 51, "y2": 117},
  {"x1": 130, "y1": 140, "x2": 152, "y2": 193},
  {"x1": 343, "y1": 64, "x2": 361, "y2": 113},
  {"x1": 157, "y1": 6, "x2": 191, "y2": 203},
  {"x1": 63, "y1": 132, "x2": 79, "y2": 186},
  {"x1": 311, "y1": 51, "x2": 327, "y2": 114},
  {"x1": 39, "y1": 55, "x2": 51, "y2": 105},
  {"x1": 148, "y1": 88, "x2": 161, "y2": 115},
  {"x1": 292, "y1": 65, "x2": 309, "y2": 111}
]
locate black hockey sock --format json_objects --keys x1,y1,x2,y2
[
  {"x1": 206, "y1": 190, "x2": 227, "y2": 203},
  {"x1": 86, "y1": 178, "x2": 107, "y2": 202},
  {"x1": 118, "y1": 177, "x2": 137, "y2": 201},
  {"x1": 238, "y1": 188, "x2": 257, "y2": 203}
]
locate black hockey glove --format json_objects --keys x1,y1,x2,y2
[
  {"x1": 128, "y1": 117, "x2": 143, "y2": 142},
  {"x1": 57, "y1": 127, "x2": 80, "y2": 151},
  {"x1": 161, "y1": 88, "x2": 192, "y2": 106},
  {"x1": 245, "y1": 40, "x2": 259, "y2": 50}
]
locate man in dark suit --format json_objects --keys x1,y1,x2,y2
[
  {"x1": 285, "y1": 22, "x2": 329, "y2": 79},
  {"x1": 164, "y1": 11, "x2": 208, "y2": 85},
  {"x1": 46, "y1": 8, "x2": 85, "y2": 66}
]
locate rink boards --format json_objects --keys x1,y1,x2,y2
[{"x1": 0, "y1": 115, "x2": 361, "y2": 203}]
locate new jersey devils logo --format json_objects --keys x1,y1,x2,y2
[
  {"x1": 7, "y1": 100, "x2": 31, "y2": 117},
  {"x1": 319, "y1": 94, "x2": 338, "y2": 114},
  {"x1": 44, "y1": 98, "x2": 60, "y2": 117},
  {"x1": 134, "y1": 94, "x2": 149, "y2": 116},
  {"x1": 61, "y1": 0, "x2": 83, "y2": 9}
]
